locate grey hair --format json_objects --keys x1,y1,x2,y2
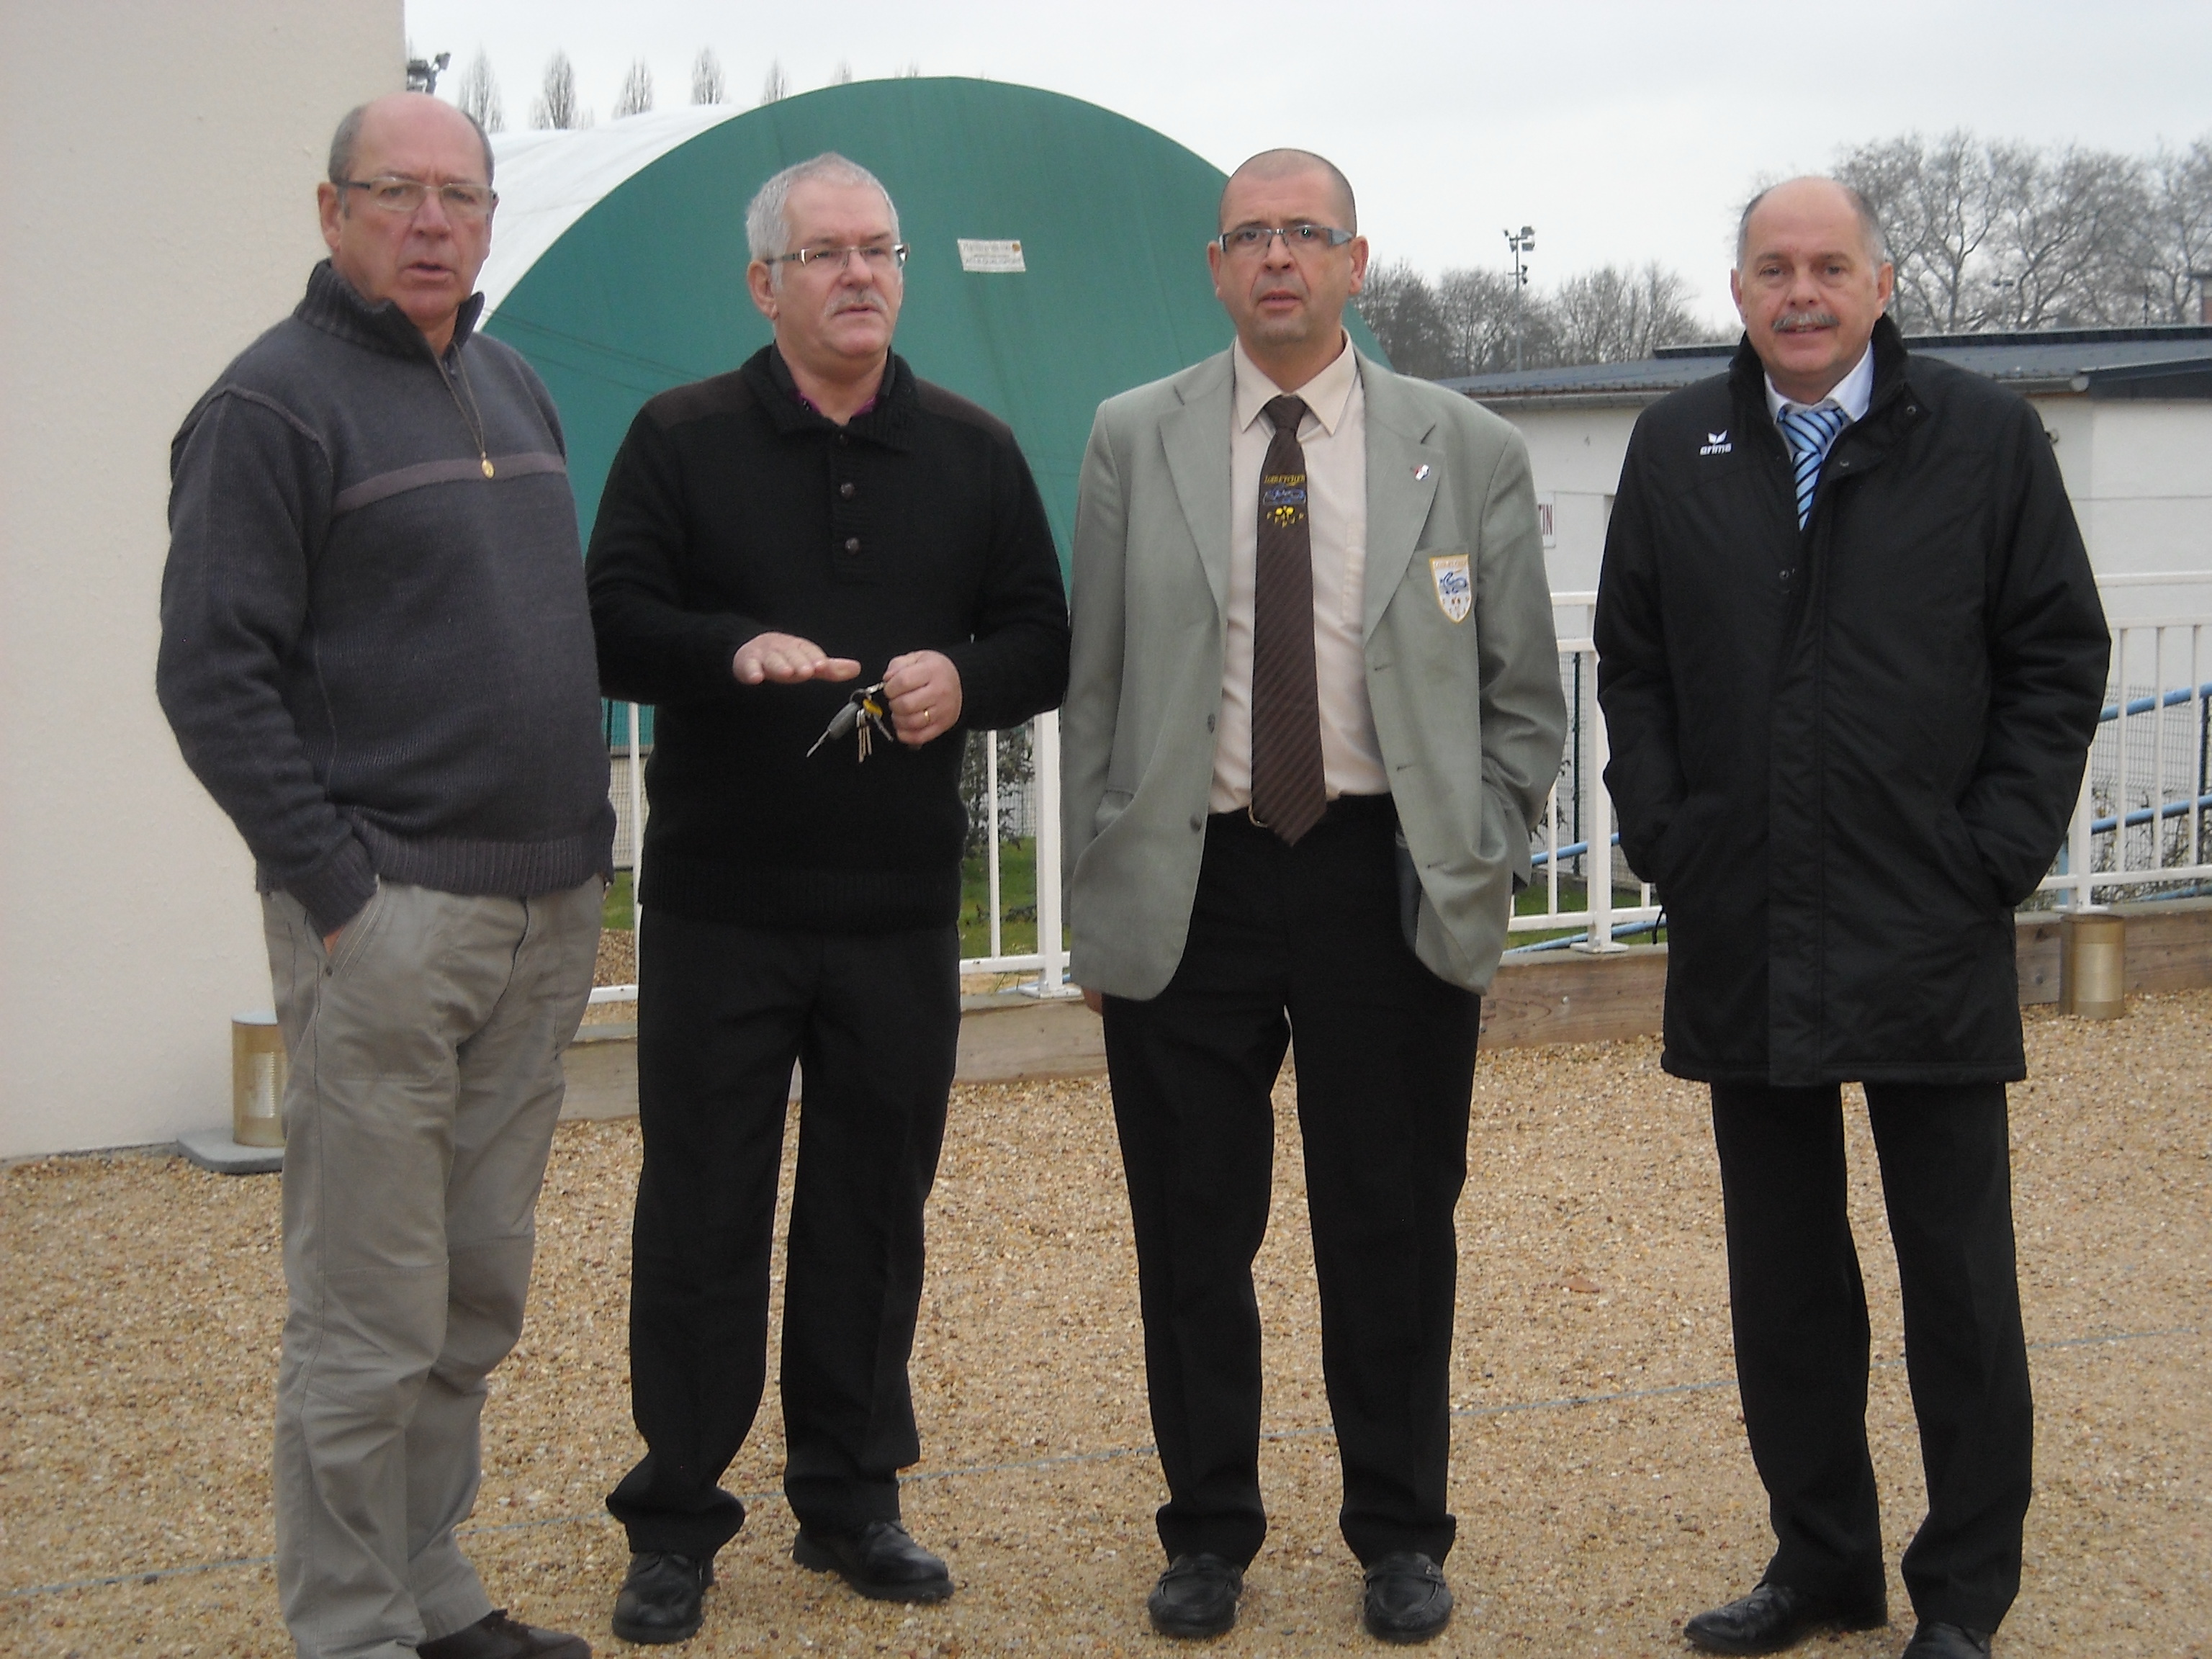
[
  {"x1": 328, "y1": 97, "x2": 495, "y2": 187},
  {"x1": 746, "y1": 152, "x2": 900, "y2": 266},
  {"x1": 1735, "y1": 176, "x2": 1887, "y2": 268}
]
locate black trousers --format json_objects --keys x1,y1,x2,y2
[
  {"x1": 606, "y1": 909, "x2": 960, "y2": 1556},
  {"x1": 1102, "y1": 799, "x2": 1482, "y2": 1569},
  {"x1": 1711, "y1": 1079, "x2": 2033, "y2": 1632}
]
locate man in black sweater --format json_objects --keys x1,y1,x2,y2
[
  {"x1": 587, "y1": 153, "x2": 1069, "y2": 1645},
  {"x1": 158, "y1": 94, "x2": 609, "y2": 1659}
]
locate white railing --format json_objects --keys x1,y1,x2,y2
[
  {"x1": 588, "y1": 572, "x2": 2212, "y2": 1005},
  {"x1": 2044, "y1": 575, "x2": 2212, "y2": 909}
]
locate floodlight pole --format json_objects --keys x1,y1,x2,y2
[{"x1": 1505, "y1": 225, "x2": 1535, "y2": 373}]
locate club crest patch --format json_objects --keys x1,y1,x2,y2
[{"x1": 1429, "y1": 554, "x2": 1472, "y2": 623}]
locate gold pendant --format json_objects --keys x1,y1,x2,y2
[{"x1": 480, "y1": 457, "x2": 495, "y2": 478}]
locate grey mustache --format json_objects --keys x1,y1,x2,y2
[{"x1": 1773, "y1": 310, "x2": 1840, "y2": 331}]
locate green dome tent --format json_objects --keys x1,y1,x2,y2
[{"x1": 479, "y1": 76, "x2": 1384, "y2": 563}]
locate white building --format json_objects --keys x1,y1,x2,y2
[
  {"x1": 1448, "y1": 327, "x2": 2212, "y2": 623},
  {"x1": 1, "y1": 3, "x2": 403, "y2": 1158}
]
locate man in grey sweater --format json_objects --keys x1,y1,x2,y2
[{"x1": 157, "y1": 92, "x2": 610, "y2": 1659}]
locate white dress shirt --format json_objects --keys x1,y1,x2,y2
[
  {"x1": 1210, "y1": 335, "x2": 1390, "y2": 814},
  {"x1": 1763, "y1": 339, "x2": 1876, "y2": 426}
]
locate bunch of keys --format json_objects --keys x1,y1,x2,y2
[{"x1": 806, "y1": 681, "x2": 892, "y2": 762}]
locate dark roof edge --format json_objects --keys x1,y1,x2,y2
[
  {"x1": 1461, "y1": 390, "x2": 1673, "y2": 413},
  {"x1": 1655, "y1": 321, "x2": 2212, "y2": 359}
]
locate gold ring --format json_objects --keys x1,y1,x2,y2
[{"x1": 923, "y1": 708, "x2": 932, "y2": 721}]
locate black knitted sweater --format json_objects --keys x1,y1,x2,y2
[{"x1": 586, "y1": 347, "x2": 1069, "y2": 933}]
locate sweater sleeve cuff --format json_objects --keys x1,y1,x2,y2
[{"x1": 287, "y1": 837, "x2": 377, "y2": 938}]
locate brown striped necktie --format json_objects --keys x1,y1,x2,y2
[{"x1": 1249, "y1": 394, "x2": 1326, "y2": 845}]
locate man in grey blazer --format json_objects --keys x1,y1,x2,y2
[{"x1": 1062, "y1": 149, "x2": 1566, "y2": 1644}]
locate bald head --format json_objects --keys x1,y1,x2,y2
[
  {"x1": 1220, "y1": 148, "x2": 1357, "y2": 234},
  {"x1": 330, "y1": 91, "x2": 493, "y2": 188},
  {"x1": 1736, "y1": 176, "x2": 1882, "y2": 270}
]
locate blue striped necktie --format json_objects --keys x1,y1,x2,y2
[{"x1": 1779, "y1": 403, "x2": 1848, "y2": 529}]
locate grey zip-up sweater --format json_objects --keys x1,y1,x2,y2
[{"x1": 158, "y1": 261, "x2": 615, "y2": 935}]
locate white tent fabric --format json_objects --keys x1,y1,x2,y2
[{"x1": 480, "y1": 105, "x2": 745, "y2": 317}]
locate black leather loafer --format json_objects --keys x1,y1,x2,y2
[
  {"x1": 1900, "y1": 1622, "x2": 1992, "y2": 1658},
  {"x1": 792, "y1": 1520, "x2": 953, "y2": 1602},
  {"x1": 610, "y1": 1552, "x2": 713, "y2": 1645},
  {"x1": 1684, "y1": 1581, "x2": 1887, "y2": 1655},
  {"x1": 1146, "y1": 1552, "x2": 1244, "y2": 1638},
  {"x1": 419, "y1": 1609, "x2": 591, "y2": 1659},
  {"x1": 1362, "y1": 1551, "x2": 1452, "y2": 1644}
]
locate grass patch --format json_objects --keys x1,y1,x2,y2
[
  {"x1": 961, "y1": 837, "x2": 1050, "y2": 959},
  {"x1": 603, "y1": 870, "x2": 635, "y2": 932},
  {"x1": 1511, "y1": 878, "x2": 1666, "y2": 948}
]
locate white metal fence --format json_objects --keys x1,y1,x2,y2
[
  {"x1": 589, "y1": 573, "x2": 2212, "y2": 1003},
  {"x1": 2048, "y1": 575, "x2": 2212, "y2": 907}
]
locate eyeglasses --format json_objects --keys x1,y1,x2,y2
[
  {"x1": 340, "y1": 176, "x2": 498, "y2": 221},
  {"x1": 1218, "y1": 223, "x2": 1354, "y2": 258},
  {"x1": 770, "y1": 242, "x2": 911, "y2": 273}
]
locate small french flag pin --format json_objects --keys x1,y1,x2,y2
[{"x1": 1413, "y1": 463, "x2": 1431, "y2": 481}]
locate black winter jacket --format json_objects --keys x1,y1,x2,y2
[{"x1": 1594, "y1": 318, "x2": 2108, "y2": 1086}]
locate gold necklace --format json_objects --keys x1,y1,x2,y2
[{"x1": 436, "y1": 352, "x2": 495, "y2": 478}]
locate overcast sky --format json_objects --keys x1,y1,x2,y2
[{"x1": 406, "y1": 0, "x2": 2212, "y2": 328}]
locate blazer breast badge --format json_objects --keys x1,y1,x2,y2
[{"x1": 1429, "y1": 554, "x2": 1472, "y2": 624}]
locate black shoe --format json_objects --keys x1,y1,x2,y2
[
  {"x1": 1900, "y1": 1623, "x2": 1992, "y2": 1658},
  {"x1": 1146, "y1": 1552, "x2": 1244, "y2": 1638},
  {"x1": 1684, "y1": 1581, "x2": 1887, "y2": 1655},
  {"x1": 610, "y1": 1552, "x2": 713, "y2": 1645},
  {"x1": 419, "y1": 1609, "x2": 591, "y2": 1659},
  {"x1": 1362, "y1": 1552, "x2": 1452, "y2": 1644},
  {"x1": 792, "y1": 1520, "x2": 953, "y2": 1603}
]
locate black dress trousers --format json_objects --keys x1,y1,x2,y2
[
  {"x1": 1102, "y1": 797, "x2": 1482, "y2": 1569},
  {"x1": 606, "y1": 908, "x2": 960, "y2": 1556},
  {"x1": 1709, "y1": 1079, "x2": 2033, "y2": 1633}
]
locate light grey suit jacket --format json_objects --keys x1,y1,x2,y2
[{"x1": 1062, "y1": 347, "x2": 1568, "y2": 999}]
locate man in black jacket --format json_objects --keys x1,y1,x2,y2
[
  {"x1": 586, "y1": 153, "x2": 1069, "y2": 1645},
  {"x1": 1595, "y1": 178, "x2": 2108, "y2": 1659}
]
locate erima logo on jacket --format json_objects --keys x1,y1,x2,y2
[{"x1": 1699, "y1": 430, "x2": 1732, "y2": 455}]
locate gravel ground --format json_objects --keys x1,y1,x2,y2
[{"x1": 2, "y1": 992, "x2": 2206, "y2": 1658}]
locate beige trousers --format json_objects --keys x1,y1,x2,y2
[{"x1": 263, "y1": 878, "x2": 601, "y2": 1659}]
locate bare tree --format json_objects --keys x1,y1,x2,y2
[
  {"x1": 1550, "y1": 263, "x2": 1707, "y2": 363},
  {"x1": 2139, "y1": 138, "x2": 2212, "y2": 323},
  {"x1": 1354, "y1": 261, "x2": 1452, "y2": 377},
  {"x1": 613, "y1": 58, "x2": 655, "y2": 120},
  {"x1": 1362, "y1": 256, "x2": 1710, "y2": 376},
  {"x1": 531, "y1": 51, "x2": 590, "y2": 130},
  {"x1": 1982, "y1": 142, "x2": 2149, "y2": 328},
  {"x1": 832, "y1": 60, "x2": 855, "y2": 86},
  {"x1": 760, "y1": 60, "x2": 789, "y2": 104},
  {"x1": 454, "y1": 49, "x2": 503, "y2": 134},
  {"x1": 1434, "y1": 266, "x2": 1525, "y2": 375},
  {"x1": 691, "y1": 48, "x2": 726, "y2": 105},
  {"x1": 902, "y1": 61, "x2": 922, "y2": 78},
  {"x1": 1836, "y1": 130, "x2": 2000, "y2": 333},
  {"x1": 1837, "y1": 129, "x2": 2210, "y2": 333}
]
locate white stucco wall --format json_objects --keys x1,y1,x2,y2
[
  {"x1": 1494, "y1": 405, "x2": 1641, "y2": 595},
  {"x1": 0, "y1": 2, "x2": 403, "y2": 1156}
]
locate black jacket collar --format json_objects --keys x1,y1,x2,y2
[
  {"x1": 295, "y1": 259, "x2": 484, "y2": 363},
  {"x1": 1728, "y1": 313, "x2": 1911, "y2": 414},
  {"x1": 746, "y1": 344, "x2": 917, "y2": 450}
]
